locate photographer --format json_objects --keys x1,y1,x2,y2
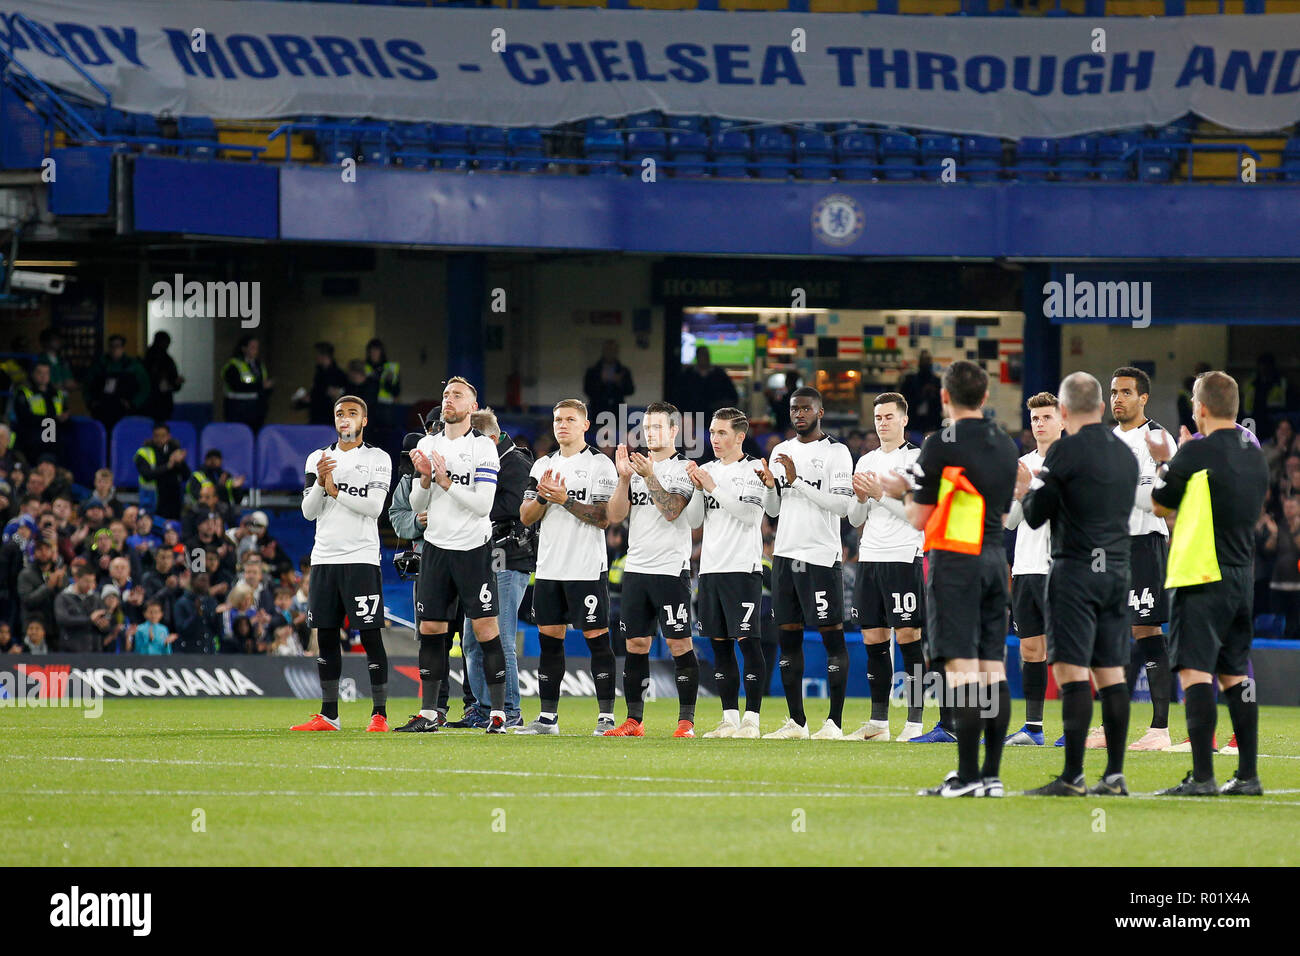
[{"x1": 460, "y1": 408, "x2": 534, "y2": 729}]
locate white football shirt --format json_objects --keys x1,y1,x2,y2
[
  {"x1": 410, "y1": 428, "x2": 499, "y2": 550},
  {"x1": 625, "y1": 453, "x2": 697, "y2": 576},
  {"x1": 524, "y1": 445, "x2": 619, "y2": 581},
  {"x1": 849, "y1": 442, "x2": 924, "y2": 564},
  {"x1": 302, "y1": 442, "x2": 392, "y2": 565},
  {"x1": 691, "y1": 455, "x2": 765, "y2": 575},
  {"x1": 1113, "y1": 419, "x2": 1175, "y2": 537},
  {"x1": 767, "y1": 435, "x2": 854, "y2": 567},
  {"x1": 1006, "y1": 448, "x2": 1051, "y2": 576}
]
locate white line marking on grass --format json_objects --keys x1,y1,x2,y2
[
  {"x1": 7, "y1": 787, "x2": 917, "y2": 799},
  {"x1": 2, "y1": 754, "x2": 903, "y2": 791}
]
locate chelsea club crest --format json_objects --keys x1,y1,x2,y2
[{"x1": 812, "y1": 194, "x2": 864, "y2": 247}]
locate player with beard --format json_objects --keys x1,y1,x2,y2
[
  {"x1": 292, "y1": 396, "x2": 393, "y2": 732},
  {"x1": 761, "y1": 387, "x2": 855, "y2": 740},
  {"x1": 395, "y1": 378, "x2": 510, "y2": 734},
  {"x1": 1003, "y1": 392, "x2": 1063, "y2": 746},
  {"x1": 1107, "y1": 367, "x2": 1178, "y2": 752},
  {"x1": 604, "y1": 402, "x2": 701, "y2": 738}
]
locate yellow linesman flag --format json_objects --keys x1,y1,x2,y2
[
  {"x1": 923, "y1": 466, "x2": 985, "y2": 555},
  {"x1": 1164, "y1": 469, "x2": 1222, "y2": 589}
]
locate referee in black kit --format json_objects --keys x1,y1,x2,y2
[
  {"x1": 1149, "y1": 371, "x2": 1269, "y2": 796},
  {"x1": 881, "y1": 359, "x2": 1019, "y2": 797},
  {"x1": 1020, "y1": 372, "x2": 1139, "y2": 797}
]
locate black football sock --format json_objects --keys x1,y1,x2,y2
[
  {"x1": 980, "y1": 680, "x2": 1012, "y2": 779},
  {"x1": 865, "y1": 642, "x2": 893, "y2": 722},
  {"x1": 778, "y1": 630, "x2": 806, "y2": 726},
  {"x1": 1184, "y1": 682, "x2": 1218, "y2": 783},
  {"x1": 1138, "y1": 635, "x2": 1172, "y2": 729},
  {"x1": 1098, "y1": 682, "x2": 1131, "y2": 778},
  {"x1": 1060, "y1": 680, "x2": 1092, "y2": 781},
  {"x1": 537, "y1": 635, "x2": 566, "y2": 714},
  {"x1": 438, "y1": 636, "x2": 453, "y2": 713},
  {"x1": 823, "y1": 628, "x2": 848, "y2": 727},
  {"x1": 1022, "y1": 659, "x2": 1048, "y2": 729},
  {"x1": 358, "y1": 629, "x2": 388, "y2": 717},
  {"x1": 711, "y1": 638, "x2": 740, "y2": 712},
  {"x1": 933, "y1": 666, "x2": 954, "y2": 731},
  {"x1": 418, "y1": 634, "x2": 447, "y2": 713},
  {"x1": 953, "y1": 691, "x2": 983, "y2": 785},
  {"x1": 900, "y1": 640, "x2": 925, "y2": 725},
  {"x1": 739, "y1": 638, "x2": 764, "y2": 714},
  {"x1": 478, "y1": 635, "x2": 507, "y2": 713},
  {"x1": 1223, "y1": 680, "x2": 1259, "y2": 780},
  {"x1": 625, "y1": 651, "x2": 650, "y2": 722},
  {"x1": 316, "y1": 626, "x2": 342, "y2": 721},
  {"x1": 675, "y1": 650, "x2": 699, "y2": 723},
  {"x1": 585, "y1": 633, "x2": 616, "y2": 715}
]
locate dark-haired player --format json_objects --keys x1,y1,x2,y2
[
  {"x1": 516, "y1": 398, "x2": 619, "y2": 735},
  {"x1": 685, "y1": 408, "x2": 768, "y2": 739},
  {"x1": 605, "y1": 402, "x2": 701, "y2": 738},
  {"x1": 1109, "y1": 366, "x2": 1178, "y2": 752},
  {"x1": 762, "y1": 387, "x2": 855, "y2": 740},
  {"x1": 845, "y1": 392, "x2": 926, "y2": 742},
  {"x1": 397, "y1": 377, "x2": 510, "y2": 734},
  {"x1": 293, "y1": 395, "x2": 393, "y2": 732},
  {"x1": 1003, "y1": 392, "x2": 1062, "y2": 746}
]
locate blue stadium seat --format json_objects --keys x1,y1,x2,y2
[
  {"x1": 1013, "y1": 137, "x2": 1055, "y2": 181},
  {"x1": 199, "y1": 423, "x2": 255, "y2": 486},
  {"x1": 794, "y1": 130, "x2": 834, "y2": 180},
  {"x1": 834, "y1": 130, "x2": 877, "y2": 181},
  {"x1": 321, "y1": 125, "x2": 358, "y2": 165},
  {"x1": 962, "y1": 135, "x2": 1002, "y2": 182},
  {"x1": 626, "y1": 129, "x2": 668, "y2": 160},
  {"x1": 110, "y1": 417, "x2": 197, "y2": 490},
  {"x1": 393, "y1": 123, "x2": 433, "y2": 169},
  {"x1": 1254, "y1": 614, "x2": 1286, "y2": 638},
  {"x1": 507, "y1": 127, "x2": 545, "y2": 172},
  {"x1": 255, "y1": 426, "x2": 338, "y2": 491},
  {"x1": 1283, "y1": 137, "x2": 1300, "y2": 182},
  {"x1": 1139, "y1": 159, "x2": 1173, "y2": 183},
  {"x1": 582, "y1": 117, "x2": 620, "y2": 133},
  {"x1": 879, "y1": 132, "x2": 919, "y2": 181},
  {"x1": 434, "y1": 124, "x2": 470, "y2": 170},
  {"x1": 470, "y1": 127, "x2": 509, "y2": 171},
  {"x1": 711, "y1": 130, "x2": 751, "y2": 178},
  {"x1": 1055, "y1": 135, "x2": 1096, "y2": 181},
  {"x1": 1096, "y1": 135, "x2": 1135, "y2": 181},
  {"x1": 626, "y1": 111, "x2": 663, "y2": 130},
  {"x1": 584, "y1": 129, "x2": 624, "y2": 174},
  {"x1": 104, "y1": 109, "x2": 133, "y2": 137},
  {"x1": 752, "y1": 126, "x2": 793, "y2": 179},
  {"x1": 707, "y1": 117, "x2": 746, "y2": 138},
  {"x1": 919, "y1": 133, "x2": 961, "y2": 181},
  {"x1": 359, "y1": 128, "x2": 391, "y2": 166},
  {"x1": 666, "y1": 115, "x2": 706, "y2": 134},
  {"x1": 178, "y1": 116, "x2": 217, "y2": 158},
  {"x1": 669, "y1": 131, "x2": 709, "y2": 177},
  {"x1": 65, "y1": 416, "x2": 107, "y2": 488}
]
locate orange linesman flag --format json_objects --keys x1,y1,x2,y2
[{"x1": 923, "y1": 466, "x2": 985, "y2": 555}]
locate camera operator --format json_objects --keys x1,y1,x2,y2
[{"x1": 457, "y1": 408, "x2": 535, "y2": 729}]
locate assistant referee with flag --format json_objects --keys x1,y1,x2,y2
[{"x1": 1149, "y1": 370, "x2": 1269, "y2": 796}]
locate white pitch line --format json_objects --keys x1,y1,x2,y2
[
  {"x1": 1, "y1": 753, "x2": 904, "y2": 791},
  {"x1": 5, "y1": 787, "x2": 915, "y2": 799}
]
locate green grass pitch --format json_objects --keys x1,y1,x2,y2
[{"x1": 3, "y1": 698, "x2": 1297, "y2": 866}]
